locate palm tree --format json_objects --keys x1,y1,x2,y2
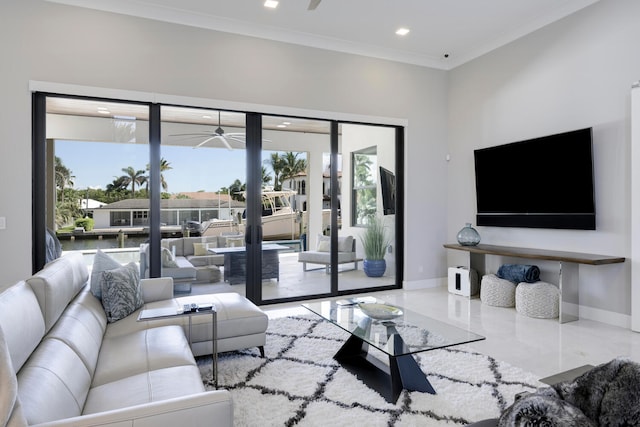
[
  {"x1": 269, "y1": 152, "x2": 286, "y2": 190},
  {"x1": 228, "y1": 179, "x2": 246, "y2": 202},
  {"x1": 279, "y1": 152, "x2": 307, "y2": 189},
  {"x1": 353, "y1": 153, "x2": 376, "y2": 222},
  {"x1": 146, "y1": 157, "x2": 173, "y2": 191},
  {"x1": 261, "y1": 166, "x2": 273, "y2": 186},
  {"x1": 121, "y1": 166, "x2": 146, "y2": 197},
  {"x1": 54, "y1": 156, "x2": 75, "y2": 204}
]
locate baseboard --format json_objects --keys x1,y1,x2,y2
[
  {"x1": 579, "y1": 305, "x2": 631, "y2": 329},
  {"x1": 403, "y1": 276, "x2": 632, "y2": 329},
  {"x1": 403, "y1": 277, "x2": 447, "y2": 291}
]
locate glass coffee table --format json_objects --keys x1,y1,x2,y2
[{"x1": 303, "y1": 297, "x2": 485, "y2": 403}]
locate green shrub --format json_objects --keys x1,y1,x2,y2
[
  {"x1": 75, "y1": 217, "x2": 95, "y2": 231},
  {"x1": 360, "y1": 216, "x2": 390, "y2": 260}
]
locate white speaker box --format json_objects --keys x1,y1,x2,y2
[{"x1": 448, "y1": 266, "x2": 479, "y2": 297}]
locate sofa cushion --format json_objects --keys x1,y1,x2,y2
[
  {"x1": 18, "y1": 339, "x2": 92, "y2": 425},
  {"x1": 0, "y1": 326, "x2": 27, "y2": 427},
  {"x1": 162, "y1": 238, "x2": 184, "y2": 256},
  {"x1": 163, "y1": 257, "x2": 198, "y2": 280},
  {"x1": 315, "y1": 235, "x2": 354, "y2": 253},
  {"x1": 337, "y1": 235, "x2": 354, "y2": 253},
  {"x1": 26, "y1": 252, "x2": 89, "y2": 332},
  {"x1": 84, "y1": 365, "x2": 204, "y2": 415},
  {"x1": 47, "y1": 302, "x2": 105, "y2": 376},
  {"x1": 90, "y1": 250, "x2": 122, "y2": 300},
  {"x1": 92, "y1": 325, "x2": 195, "y2": 387},
  {"x1": 99, "y1": 263, "x2": 144, "y2": 323},
  {"x1": 298, "y1": 251, "x2": 356, "y2": 264},
  {"x1": 0, "y1": 281, "x2": 46, "y2": 372},
  {"x1": 188, "y1": 254, "x2": 224, "y2": 267},
  {"x1": 182, "y1": 237, "x2": 203, "y2": 256}
]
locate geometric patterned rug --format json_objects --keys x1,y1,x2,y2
[{"x1": 198, "y1": 315, "x2": 543, "y2": 426}]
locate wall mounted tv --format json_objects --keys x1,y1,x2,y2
[{"x1": 474, "y1": 127, "x2": 595, "y2": 230}]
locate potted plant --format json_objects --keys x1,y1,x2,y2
[{"x1": 360, "y1": 216, "x2": 391, "y2": 277}]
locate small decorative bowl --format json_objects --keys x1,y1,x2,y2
[{"x1": 357, "y1": 303, "x2": 403, "y2": 320}]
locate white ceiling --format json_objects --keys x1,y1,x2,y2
[{"x1": 46, "y1": 0, "x2": 599, "y2": 70}]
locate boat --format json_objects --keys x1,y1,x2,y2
[{"x1": 201, "y1": 188, "x2": 323, "y2": 241}]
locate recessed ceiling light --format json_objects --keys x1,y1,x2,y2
[
  {"x1": 282, "y1": 121, "x2": 291, "y2": 125},
  {"x1": 277, "y1": 124, "x2": 287, "y2": 128},
  {"x1": 396, "y1": 28, "x2": 410, "y2": 36},
  {"x1": 264, "y1": 0, "x2": 279, "y2": 8},
  {"x1": 97, "y1": 109, "x2": 110, "y2": 115},
  {"x1": 202, "y1": 115, "x2": 212, "y2": 119}
]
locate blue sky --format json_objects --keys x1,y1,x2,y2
[{"x1": 56, "y1": 140, "x2": 308, "y2": 193}]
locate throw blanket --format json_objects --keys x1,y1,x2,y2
[
  {"x1": 499, "y1": 358, "x2": 640, "y2": 426},
  {"x1": 497, "y1": 264, "x2": 540, "y2": 283}
]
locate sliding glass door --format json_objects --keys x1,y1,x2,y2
[
  {"x1": 34, "y1": 93, "x2": 403, "y2": 305},
  {"x1": 259, "y1": 115, "x2": 332, "y2": 301},
  {"x1": 39, "y1": 96, "x2": 150, "y2": 270},
  {"x1": 338, "y1": 123, "x2": 398, "y2": 293},
  {"x1": 160, "y1": 106, "x2": 248, "y2": 294}
]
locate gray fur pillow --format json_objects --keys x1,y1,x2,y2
[
  {"x1": 499, "y1": 387, "x2": 595, "y2": 426},
  {"x1": 99, "y1": 262, "x2": 143, "y2": 323}
]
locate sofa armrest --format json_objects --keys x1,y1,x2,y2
[
  {"x1": 140, "y1": 277, "x2": 174, "y2": 302},
  {"x1": 32, "y1": 391, "x2": 233, "y2": 427}
]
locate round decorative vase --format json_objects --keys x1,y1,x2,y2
[
  {"x1": 457, "y1": 223, "x2": 481, "y2": 246},
  {"x1": 363, "y1": 259, "x2": 386, "y2": 277}
]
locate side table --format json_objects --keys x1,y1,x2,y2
[{"x1": 138, "y1": 304, "x2": 217, "y2": 388}]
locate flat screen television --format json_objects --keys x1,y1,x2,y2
[
  {"x1": 474, "y1": 127, "x2": 595, "y2": 230},
  {"x1": 379, "y1": 166, "x2": 396, "y2": 215}
]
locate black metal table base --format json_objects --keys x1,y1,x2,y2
[{"x1": 334, "y1": 329, "x2": 435, "y2": 404}]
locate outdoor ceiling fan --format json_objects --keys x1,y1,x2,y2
[{"x1": 171, "y1": 111, "x2": 247, "y2": 150}]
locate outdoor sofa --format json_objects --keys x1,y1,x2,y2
[
  {"x1": 298, "y1": 234, "x2": 361, "y2": 273},
  {"x1": 139, "y1": 234, "x2": 244, "y2": 285}
]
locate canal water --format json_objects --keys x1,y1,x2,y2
[{"x1": 60, "y1": 235, "x2": 149, "y2": 252}]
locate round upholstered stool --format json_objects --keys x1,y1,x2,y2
[
  {"x1": 515, "y1": 281, "x2": 559, "y2": 318},
  {"x1": 480, "y1": 274, "x2": 516, "y2": 307}
]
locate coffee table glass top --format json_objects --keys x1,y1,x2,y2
[{"x1": 302, "y1": 297, "x2": 485, "y2": 357}]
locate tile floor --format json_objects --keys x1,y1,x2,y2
[
  {"x1": 261, "y1": 286, "x2": 640, "y2": 380},
  {"x1": 186, "y1": 251, "x2": 640, "y2": 380}
]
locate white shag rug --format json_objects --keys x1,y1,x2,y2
[{"x1": 198, "y1": 315, "x2": 542, "y2": 426}]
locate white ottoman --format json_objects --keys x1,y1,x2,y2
[
  {"x1": 515, "y1": 281, "x2": 559, "y2": 319},
  {"x1": 480, "y1": 274, "x2": 516, "y2": 307},
  {"x1": 176, "y1": 292, "x2": 268, "y2": 357}
]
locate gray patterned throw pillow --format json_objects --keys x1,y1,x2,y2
[{"x1": 99, "y1": 262, "x2": 144, "y2": 323}]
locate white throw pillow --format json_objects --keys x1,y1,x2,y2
[
  {"x1": 90, "y1": 249, "x2": 121, "y2": 300},
  {"x1": 316, "y1": 235, "x2": 330, "y2": 252},
  {"x1": 193, "y1": 242, "x2": 209, "y2": 256},
  {"x1": 161, "y1": 247, "x2": 179, "y2": 267}
]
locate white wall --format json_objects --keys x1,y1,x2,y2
[
  {"x1": 0, "y1": 0, "x2": 448, "y2": 289},
  {"x1": 3, "y1": 1, "x2": 636, "y2": 324},
  {"x1": 447, "y1": 0, "x2": 640, "y2": 325}
]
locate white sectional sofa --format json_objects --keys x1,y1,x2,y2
[{"x1": 0, "y1": 252, "x2": 267, "y2": 426}]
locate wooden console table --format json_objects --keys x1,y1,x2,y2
[{"x1": 443, "y1": 243, "x2": 625, "y2": 323}]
